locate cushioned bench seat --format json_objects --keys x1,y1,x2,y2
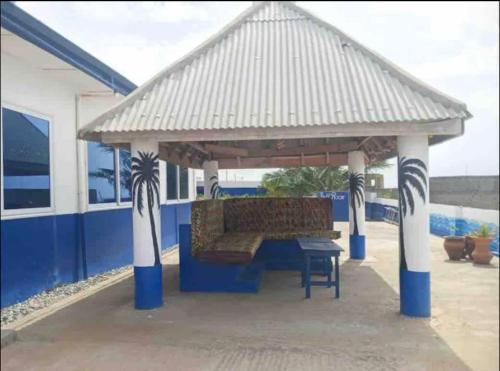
[
  {"x1": 196, "y1": 232, "x2": 264, "y2": 264},
  {"x1": 263, "y1": 230, "x2": 341, "y2": 240}
]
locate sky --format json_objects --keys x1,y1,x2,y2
[{"x1": 16, "y1": 1, "x2": 499, "y2": 187}]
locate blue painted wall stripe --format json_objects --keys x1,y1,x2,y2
[
  {"x1": 1, "y1": 202, "x2": 191, "y2": 308},
  {"x1": 366, "y1": 201, "x2": 499, "y2": 255}
]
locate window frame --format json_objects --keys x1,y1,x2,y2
[
  {"x1": 86, "y1": 144, "x2": 132, "y2": 211},
  {"x1": 165, "y1": 163, "x2": 191, "y2": 205},
  {"x1": 0, "y1": 102, "x2": 55, "y2": 218},
  {"x1": 179, "y1": 165, "x2": 189, "y2": 200}
]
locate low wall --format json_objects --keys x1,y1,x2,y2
[
  {"x1": 429, "y1": 176, "x2": 499, "y2": 210},
  {"x1": 366, "y1": 196, "x2": 499, "y2": 255}
]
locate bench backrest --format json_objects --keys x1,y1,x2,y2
[
  {"x1": 223, "y1": 198, "x2": 332, "y2": 233},
  {"x1": 191, "y1": 200, "x2": 224, "y2": 256}
]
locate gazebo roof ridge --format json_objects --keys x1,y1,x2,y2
[{"x1": 78, "y1": 1, "x2": 471, "y2": 143}]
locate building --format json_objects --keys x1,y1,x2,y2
[{"x1": 0, "y1": 2, "x2": 196, "y2": 307}]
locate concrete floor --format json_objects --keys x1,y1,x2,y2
[{"x1": 1, "y1": 222, "x2": 498, "y2": 371}]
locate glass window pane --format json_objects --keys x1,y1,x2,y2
[
  {"x1": 119, "y1": 147, "x2": 131, "y2": 202},
  {"x1": 179, "y1": 166, "x2": 189, "y2": 199},
  {"x1": 87, "y1": 142, "x2": 116, "y2": 204},
  {"x1": 2, "y1": 107, "x2": 50, "y2": 209},
  {"x1": 166, "y1": 162, "x2": 178, "y2": 200}
]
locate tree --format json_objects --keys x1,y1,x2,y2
[
  {"x1": 131, "y1": 151, "x2": 161, "y2": 266},
  {"x1": 348, "y1": 172, "x2": 364, "y2": 235},
  {"x1": 397, "y1": 156, "x2": 427, "y2": 270},
  {"x1": 261, "y1": 161, "x2": 390, "y2": 197}
]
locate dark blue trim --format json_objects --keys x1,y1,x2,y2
[
  {"x1": 0, "y1": 1, "x2": 136, "y2": 96},
  {"x1": 349, "y1": 235, "x2": 365, "y2": 259},
  {"x1": 134, "y1": 265, "x2": 163, "y2": 309},
  {"x1": 399, "y1": 269, "x2": 430, "y2": 317}
]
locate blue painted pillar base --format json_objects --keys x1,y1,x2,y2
[
  {"x1": 349, "y1": 235, "x2": 365, "y2": 259},
  {"x1": 134, "y1": 265, "x2": 163, "y2": 310},
  {"x1": 399, "y1": 269, "x2": 430, "y2": 317}
]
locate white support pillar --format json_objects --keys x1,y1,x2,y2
[
  {"x1": 397, "y1": 135, "x2": 430, "y2": 317},
  {"x1": 131, "y1": 139, "x2": 163, "y2": 309},
  {"x1": 348, "y1": 151, "x2": 366, "y2": 259},
  {"x1": 203, "y1": 160, "x2": 219, "y2": 199}
]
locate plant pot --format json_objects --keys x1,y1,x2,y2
[
  {"x1": 464, "y1": 236, "x2": 475, "y2": 260},
  {"x1": 471, "y1": 237, "x2": 493, "y2": 265},
  {"x1": 444, "y1": 236, "x2": 466, "y2": 261}
]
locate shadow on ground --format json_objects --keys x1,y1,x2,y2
[{"x1": 1, "y1": 257, "x2": 470, "y2": 371}]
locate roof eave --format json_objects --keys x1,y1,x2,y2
[{"x1": 1, "y1": 1, "x2": 137, "y2": 96}]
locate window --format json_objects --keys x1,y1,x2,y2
[
  {"x1": 2, "y1": 107, "x2": 51, "y2": 210},
  {"x1": 166, "y1": 162, "x2": 178, "y2": 200},
  {"x1": 166, "y1": 162, "x2": 190, "y2": 201},
  {"x1": 179, "y1": 166, "x2": 189, "y2": 199},
  {"x1": 119, "y1": 148, "x2": 132, "y2": 202},
  {"x1": 87, "y1": 142, "x2": 132, "y2": 205},
  {"x1": 87, "y1": 142, "x2": 116, "y2": 204}
]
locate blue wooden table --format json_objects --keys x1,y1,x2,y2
[{"x1": 297, "y1": 237, "x2": 344, "y2": 299}]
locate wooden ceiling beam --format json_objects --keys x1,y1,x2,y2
[
  {"x1": 184, "y1": 142, "x2": 209, "y2": 155},
  {"x1": 158, "y1": 146, "x2": 203, "y2": 168},
  {"x1": 217, "y1": 153, "x2": 348, "y2": 169},
  {"x1": 204, "y1": 143, "x2": 249, "y2": 157},
  {"x1": 242, "y1": 141, "x2": 359, "y2": 158},
  {"x1": 357, "y1": 136, "x2": 372, "y2": 149}
]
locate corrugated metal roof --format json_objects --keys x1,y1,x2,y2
[{"x1": 79, "y1": 1, "x2": 471, "y2": 139}]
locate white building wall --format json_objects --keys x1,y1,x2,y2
[
  {"x1": 1, "y1": 52, "x2": 80, "y2": 217},
  {"x1": 1, "y1": 50, "x2": 196, "y2": 220}
]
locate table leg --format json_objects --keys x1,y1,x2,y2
[
  {"x1": 327, "y1": 264, "x2": 332, "y2": 289},
  {"x1": 301, "y1": 261, "x2": 305, "y2": 288},
  {"x1": 305, "y1": 255, "x2": 311, "y2": 299},
  {"x1": 335, "y1": 255, "x2": 340, "y2": 298}
]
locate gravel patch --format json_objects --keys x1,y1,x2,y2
[{"x1": 1, "y1": 265, "x2": 132, "y2": 326}]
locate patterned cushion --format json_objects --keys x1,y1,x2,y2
[
  {"x1": 224, "y1": 198, "x2": 332, "y2": 233},
  {"x1": 196, "y1": 232, "x2": 264, "y2": 264},
  {"x1": 191, "y1": 200, "x2": 224, "y2": 256}
]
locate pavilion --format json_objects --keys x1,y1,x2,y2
[{"x1": 79, "y1": 1, "x2": 471, "y2": 317}]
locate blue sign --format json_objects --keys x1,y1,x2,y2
[{"x1": 317, "y1": 191, "x2": 349, "y2": 222}]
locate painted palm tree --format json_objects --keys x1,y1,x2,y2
[
  {"x1": 131, "y1": 151, "x2": 161, "y2": 266},
  {"x1": 210, "y1": 175, "x2": 220, "y2": 199},
  {"x1": 398, "y1": 156, "x2": 427, "y2": 270},
  {"x1": 348, "y1": 172, "x2": 364, "y2": 235}
]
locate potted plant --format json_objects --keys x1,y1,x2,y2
[
  {"x1": 443, "y1": 227, "x2": 466, "y2": 261},
  {"x1": 464, "y1": 234, "x2": 475, "y2": 260},
  {"x1": 471, "y1": 224, "x2": 493, "y2": 265}
]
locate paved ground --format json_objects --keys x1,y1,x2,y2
[{"x1": 1, "y1": 222, "x2": 498, "y2": 371}]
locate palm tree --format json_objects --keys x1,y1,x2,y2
[
  {"x1": 131, "y1": 151, "x2": 161, "y2": 266},
  {"x1": 261, "y1": 162, "x2": 390, "y2": 197},
  {"x1": 398, "y1": 156, "x2": 427, "y2": 270},
  {"x1": 209, "y1": 175, "x2": 220, "y2": 199},
  {"x1": 348, "y1": 172, "x2": 364, "y2": 235}
]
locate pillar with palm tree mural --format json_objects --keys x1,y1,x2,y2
[
  {"x1": 397, "y1": 135, "x2": 430, "y2": 317},
  {"x1": 348, "y1": 151, "x2": 366, "y2": 259},
  {"x1": 203, "y1": 160, "x2": 220, "y2": 199},
  {"x1": 131, "y1": 139, "x2": 163, "y2": 309}
]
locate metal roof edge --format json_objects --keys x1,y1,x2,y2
[
  {"x1": 1, "y1": 1, "x2": 137, "y2": 96},
  {"x1": 78, "y1": 1, "x2": 472, "y2": 140},
  {"x1": 284, "y1": 1, "x2": 472, "y2": 118},
  {"x1": 78, "y1": 1, "x2": 269, "y2": 139}
]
